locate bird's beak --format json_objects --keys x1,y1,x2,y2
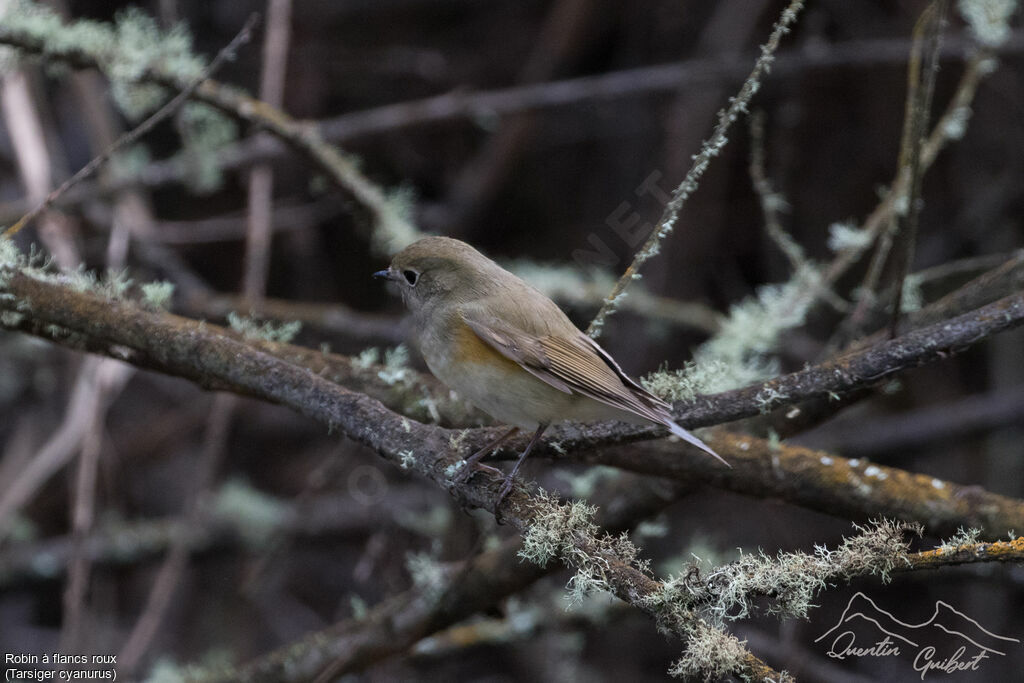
[{"x1": 373, "y1": 268, "x2": 396, "y2": 281}]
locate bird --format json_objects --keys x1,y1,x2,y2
[{"x1": 374, "y1": 236, "x2": 727, "y2": 504}]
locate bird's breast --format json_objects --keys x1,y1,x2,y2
[{"x1": 418, "y1": 316, "x2": 572, "y2": 429}]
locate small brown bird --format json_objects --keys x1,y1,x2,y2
[{"x1": 375, "y1": 236, "x2": 727, "y2": 501}]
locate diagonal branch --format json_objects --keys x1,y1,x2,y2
[
  {"x1": 2, "y1": 14, "x2": 259, "y2": 239},
  {"x1": 4, "y1": 263, "x2": 1024, "y2": 471},
  {"x1": 586, "y1": 0, "x2": 806, "y2": 337},
  {"x1": 0, "y1": 18, "x2": 414, "y2": 250},
  {"x1": 5, "y1": 259, "x2": 1024, "y2": 680}
]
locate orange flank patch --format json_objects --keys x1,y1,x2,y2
[{"x1": 454, "y1": 319, "x2": 521, "y2": 370}]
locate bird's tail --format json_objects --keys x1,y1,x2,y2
[{"x1": 665, "y1": 420, "x2": 731, "y2": 468}]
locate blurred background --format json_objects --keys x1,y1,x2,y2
[{"x1": 1, "y1": 0, "x2": 1022, "y2": 680}]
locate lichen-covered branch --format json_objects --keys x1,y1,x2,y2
[
  {"x1": 657, "y1": 527, "x2": 1024, "y2": 628},
  {"x1": 575, "y1": 433, "x2": 1024, "y2": 539},
  {"x1": 0, "y1": 258, "x2": 785, "y2": 681},
  {"x1": 11, "y1": 266, "x2": 1020, "y2": 549},
  {"x1": 7, "y1": 257, "x2": 1024, "y2": 466},
  {"x1": 906, "y1": 535, "x2": 1024, "y2": 570},
  {"x1": 0, "y1": 267, "x2": 483, "y2": 426},
  {"x1": 4, "y1": 252, "x2": 1023, "y2": 680},
  {"x1": 675, "y1": 290, "x2": 1024, "y2": 425}
]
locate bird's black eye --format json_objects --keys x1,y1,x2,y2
[{"x1": 402, "y1": 270, "x2": 419, "y2": 286}]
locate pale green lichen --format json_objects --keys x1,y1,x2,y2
[
  {"x1": 505, "y1": 259, "x2": 618, "y2": 309},
  {"x1": 371, "y1": 184, "x2": 424, "y2": 256},
  {"x1": 212, "y1": 479, "x2": 290, "y2": 546},
  {"x1": 405, "y1": 547, "x2": 447, "y2": 602},
  {"x1": 668, "y1": 620, "x2": 751, "y2": 680},
  {"x1": 0, "y1": 236, "x2": 23, "y2": 279},
  {"x1": 518, "y1": 489, "x2": 646, "y2": 607},
  {"x1": 754, "y1": 385, "x2": 789, "y2": 414},
  {"x1": 108, "y1": 144, "x2": 152, "y2": 184},
  {"x1": 349, "y1": 595, "x2": 368, "y2": 620},
  {"x1": 900, "y1": 276, "x2": 924, "y2": 313},
  {"x1": 398, "y1": 449, "x2": 416, "y2": 470},
  {"x1": 827, "y1": 220, "x2": 872, "y2": 252},
  {"x1": 177, "y1": 102, "x2": 239, "y2": 193},
  {"x1": 146, "y1": 650, "x2": 232, "y2": 683},
  {"x1": 942, "y1": 105, "x2": 973, "y2": 140},
  {"x1": 645, "y1": 519, "x2": 917, "y2": 628},
  {"x1": 226, "y1": 311, "x2": 301, "y2": 343},
  {"x1": 352, "y1": 347, "x2": 381, "y2": 370},
  {"x1": 641, "y1": 359, "x2": 731, "y2": 404},
  {"x1": 518, "y1": 490, "x2": 599, "y2": 568},
  {"x1": 958, "y1": 0, "x2": 1019, "y2": 47},
  {"x1": 644, "y1": 264, "x2": 822, "y2": 400},
  {"x1": 554, "y1": 466, "x2": 621, "y2": 499},
  {"x1": 444, "y1": 460, "x2": 466, "y2": 479},
  {"x1": 377, "y1": 345, "x2": 411, "y2": 385},
  {"x1": 938, "y1": 526, "x2": 982, "y2": 554},
  {"x1": 0, "y1": 3, "x2": 205, "y2": 118},
  {"x1": 634, "y1": 517, "x2": 669, "y2": 539},
  {"x1": 394, "y1": 505, "x2": 452, "y2": 538},
  {"x1": 447, "y1": 429, "x2": 471, "y2": 451},
  {"x1": 140, "y1": 280, "x2": 175, "y2": 310}
]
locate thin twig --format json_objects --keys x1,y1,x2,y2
[
  {"x1": 889, "y1": 0, "x2": 948, "y2": 336},
  {"x1": 2, "y1": 13, "x2": 259, "y2": 239},
  {"x1": 822, "y1": 49, "x2": 994, "y2": 353},
  {"x1": 748, "y1": 110, "x2": 803, "y2": 271},
  {"x1": 822, "y1": 49, "x2": 994, "y2": 292},
  {"x1": 0, "y1": 31, "x2": 1008, "y2": 239},
  {"x1": 586, "y1": 0, "x2": 806, "y2": 338}
]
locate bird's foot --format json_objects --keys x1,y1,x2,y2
[
  {"x1": 452, "y1": 460, "x2": 504, "y2": 486},
  {"x1": 493, "y1": 474, "x2": 518, "y2": 524}
]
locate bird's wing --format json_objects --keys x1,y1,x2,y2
[
  {"x1": 460, "y1": 307, "x2": 729, "y2": 467},
  {"x1": 460, "y1": 308, "x2": 669, "y2": 423}
]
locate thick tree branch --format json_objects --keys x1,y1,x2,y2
[
  {"x1": 580, "y1": 433, "x2": 1024, "y2": 539},
  {"x1": 0, "y1": 267, "x2": 789, "y2": 680},
  {"x1": 4, "y1": 260, "x2": 1023, "y2": 681},
  {"x1": 7, "y1": 269, "x2": 1020, "y2": 544},
  {"x1": 5, "y1": 266, "x2": 1023, "y2": 455}
]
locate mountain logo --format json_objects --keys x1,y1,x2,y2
[{"x1": 815, "y1": 592, "x2": 1019, "y2": 678}]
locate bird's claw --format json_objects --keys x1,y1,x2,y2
[{"x1": 452, "y1": 461, "x2": 504, "y2": 486}]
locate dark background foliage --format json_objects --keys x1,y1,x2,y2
[{"x1": 1, "y1": 1, "x2": 1022, "y2": 680}]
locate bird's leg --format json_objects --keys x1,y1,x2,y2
[
  {"x1": 453, "y1": 426, "x2": 519, "y2": 484},
  {"x1": 495, "y1": 423, "x2": 548, "y2": 511}
]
